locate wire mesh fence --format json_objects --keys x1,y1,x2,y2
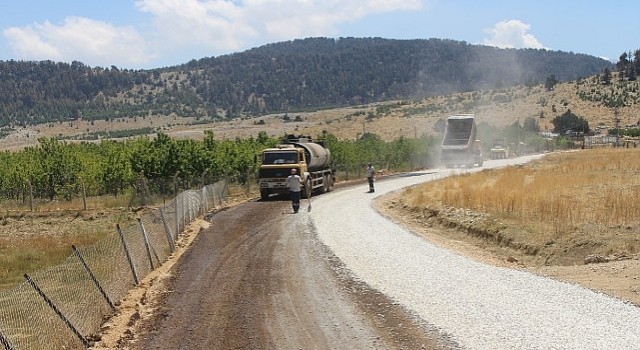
[
  {"x1": 0, "y1": 170, "x2": 225, "y2": 213},
  {"x1": 0, "y1": 179, "x2": 229, "y2": 350}
]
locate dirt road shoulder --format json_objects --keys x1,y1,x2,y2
[{"x1": 374, "y1": 190, "x2": 640, "y2": 307}]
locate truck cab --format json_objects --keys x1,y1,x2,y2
[
  {"x1": 258, "y1": 135, "x2": 334, "y2": 200},
  {"x1": 259, "y1": 145, "x2": 308, "y2": 199}
]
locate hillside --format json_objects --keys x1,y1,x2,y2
[
  {"x1": 0, "y1": 71, "x2": 636, "y2": 151},
  {"x1": 0, "y1": 37, "x2": 612, "y2": 131}
]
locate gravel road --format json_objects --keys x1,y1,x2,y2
[
  {"x1": 134, "y1": 189, "x2": 454, "y2": 349},
  {"x1": 310, "y1": 155, "x2": 640, "y2": 349},
  {"x1": 128, "y1": 154, "x2": 640, "y2": 349}
]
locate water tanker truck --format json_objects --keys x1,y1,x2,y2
[
  {"x1": 258, "y1": 135, "x2": 335, "y2": 200},
  {"x1": 440, "y1": 114, "x2": 483, "y2": 168}
]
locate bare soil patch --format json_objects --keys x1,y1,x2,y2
[
  {"x1": 92, "y1": 198, "x2": 455, "y2": 349},
  {"x1": 0, "y1": 208, "x2": 140, "y2": 290}
]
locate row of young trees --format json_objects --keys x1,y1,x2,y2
[
  {"x1": 0, "y1": 131, "x2": 438, "y2": 202},
  {"x1": 0, "y1": 113, "x2": 572, "y2": 204}
]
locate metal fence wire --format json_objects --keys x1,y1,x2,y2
[{"x1": 0, "y1": 179, "x2": 229, "y2": 350}]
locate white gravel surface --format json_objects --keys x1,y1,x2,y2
[{"x1": 309, "y1": 155, "x2": 640, "y2": 349}]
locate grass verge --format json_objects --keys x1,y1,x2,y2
[{"x1": 397, "y1": 148, "x2": 640, "y2": 266}]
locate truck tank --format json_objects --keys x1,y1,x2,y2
[{"x1": 293, "y1": 142, "x2": 331, "y2": 172}]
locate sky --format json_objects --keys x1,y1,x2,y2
[{"x1": 0, "y1": 0, "x2": 636, "y2": 70}]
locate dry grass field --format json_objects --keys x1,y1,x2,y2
[
  {"x1": 0, "y1": 183, "x2": 256, "y2": 291},
  {"x1": 398, "y1": 148, "x2": 640, "y2": 266},
  {"x1": 0, "y1": 209, "x2": 129, "y2": 290},
  {"x1": 379, "y1": 147, "x2": 640, "y2": 305}
]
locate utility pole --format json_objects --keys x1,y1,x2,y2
[{"x1": 614, "y1": 108, "x2": 621, "y2": 147}]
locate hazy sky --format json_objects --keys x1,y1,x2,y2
[{"x1": 0, "y1": 0, "x2": 636, "y2": 69}]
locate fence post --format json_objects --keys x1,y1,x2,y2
[
  {"x1": 201, "y1": 169, "x2": 208, "y2": 189},
  {"x1": 181, "y1": 192, "x2": 185, "y2": 231},
  {"x1": 24, "y1": 274, "x2": 90, "y2": 348},
  {"x1": 71, "y1": 245, "x2": 116, "y2": 311},
  {"x1": 173, "y1": 172, "x2": 180, "y2": 199},
  {"x1": 159, "y1": 209, "x2": 175, "y2": 253},
  {"x1": 201, "y1": 170, "x2": 209, "y2": 215},
  {"x1": 116, "y1": 224, "x2": 139, "y2": 285},
  {"x1": 223, "y1": 179, "x2": 229, "y2": 203},
  {"x1": 80, "y1": 177, "x2": 87, "y2": 211},
  {"x1": 218, "y1": 179, "x2": 228, "y2": 207},
  {"x1": 136, "y1": 218, "x2": 156, "y2": 271},
  {"x1": 174, "y1": 197, "x2": 180, "y2": 238},
  {"x1": 200, "y1": 187, "x2": 206, "y2": 216},
  {"x1": 28, "y1": 179, "x2": 33, "y2": 212},
  {"x1": 245, "y1": 169, "x2": 250, "y2": 195},
  {"x1": 0, "y1": 328, "x2": 15, "y2": 350}
]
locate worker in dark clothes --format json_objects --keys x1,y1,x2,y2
[
  {"x1": 366, "y1": 163, "x2": 375, "y2": 193},
  {"x1": 286, "y1": 168, "x2": 303, "y2": 213}
]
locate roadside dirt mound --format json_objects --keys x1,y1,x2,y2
[{"x1": 376, "y1": 192, "x2": 640, "y2": 306}]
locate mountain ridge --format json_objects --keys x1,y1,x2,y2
[{"x1": 0, "y1": 37, "x2": 612, "y2": 128}]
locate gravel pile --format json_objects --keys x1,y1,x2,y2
[{"x1": 309, "y1": 155, "x2": 640, "y2": 349}]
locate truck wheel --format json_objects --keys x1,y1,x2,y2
[
  {"x1": 325, "y1": 175, "x2": 333, "y2": 192},
  {"x1": 260, "y1": 189, "x2": 269, "y2": 200},
  {"x1": 318, "y1": 176, "x2": 326, "y2": 194}
]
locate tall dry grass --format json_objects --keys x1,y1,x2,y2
[
  {"x1": 404, "y1": 148, "x2": 640, "y2": 252},
  {"x1": 1, "y1": 193, "x2": 139, "y2": 212}
]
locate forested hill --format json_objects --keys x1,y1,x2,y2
[{"x1": 0, "y1": 37, "x2": 612, "y2": 127}]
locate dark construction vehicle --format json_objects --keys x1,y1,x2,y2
[
  {"x1": 258, "y1": 135, "x2": 335, "y2": 200},
  {"x1": 440, "y1": 114, "x2": 483, "y2": 168},
  {"x1": 490, "y1": 139, "x2": 510, "y2": 159}
]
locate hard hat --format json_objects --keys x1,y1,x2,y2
[{"x1": 291, "y1": 168, "x2": 297, "y2": 173}]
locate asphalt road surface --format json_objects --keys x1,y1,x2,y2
[{"x1": 135, "y1": 193, "x2": 456, "y2": 349}]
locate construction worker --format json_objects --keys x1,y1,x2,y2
[
  {"x1": 286, "y1": 168, "x2": 303, "y2": 213},
  {"x1": 366, "y1": 163, "x2": 375, "y2": 193}
]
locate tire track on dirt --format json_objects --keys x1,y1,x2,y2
[{"x1": 133, "y1": 198, "x2": 455, "y2": 349}]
